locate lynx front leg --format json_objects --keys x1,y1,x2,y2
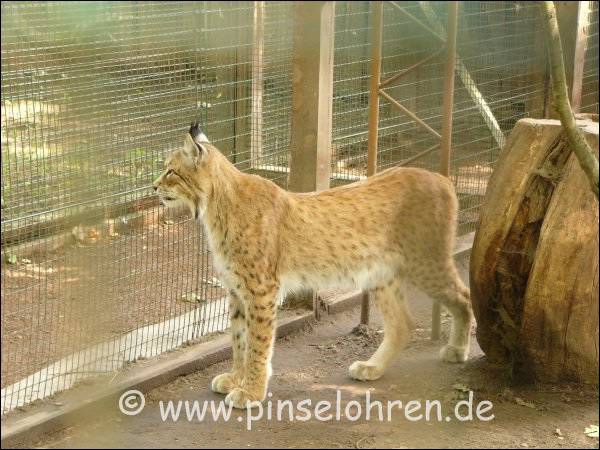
[
  {"x1": 211, "y1": 290, "x2": 246, "y2": 394},
  {"x1": 225, "y1": 288, "x2": 278, "y2": 409}
]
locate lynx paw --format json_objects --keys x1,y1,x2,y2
[
  {"x1": 224, "y1": 387, "x2": 263, "y2": 409},
  {"x1": 211, "y1": 372, "x2": 240, "y2": 394},
  {"x1": 348, "y1": 361, "x2": 384, "y2": 381},
  {"x1": 440, "y1": 344, "x2": 469, "y2": 363}
]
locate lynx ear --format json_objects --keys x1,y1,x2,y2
[
  {"x1": 189, "y1": 121, "x2": 210, "y2": 144},
  {"x1": 183, "y1": 134, "x2": 204, "y2": 160},
  {"x1": 183, "y1": 121, "x2": 209, "y2": 161}
]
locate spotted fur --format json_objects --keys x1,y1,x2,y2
[{"x1": 153, "y1": 124, "x2": 473, "y2": 408}]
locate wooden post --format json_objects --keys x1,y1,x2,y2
[
  {"x1": 288, "y1": 1, "x2": 335, "y2": 314},
  {"x1": 360, "y1": 1, "x2": 384, "y2": 326},
  {"x1": 555, "y1": 1, "x2": 589, "y2": 113},
  {"x1": 432, "y1": 1, "x2": 458, "y2": 341},
  {"x1": 288, "y1": 1, "x2": 335, "y2": 193}
]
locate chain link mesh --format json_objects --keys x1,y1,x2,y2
[{"x1": 1, "y1": 1, "x2": 596, "y2": 414}]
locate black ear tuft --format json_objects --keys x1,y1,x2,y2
[
  {"x1": 189, "y1": 120, "x2": 202, "y2": 139},
  {"x1": 188, "y1": 120, "x2": 210, "y2": 145}
]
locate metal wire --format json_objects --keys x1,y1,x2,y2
[
  {"x1": 331, "y1": 1, "x2": 371, "y2": 184},
  {"x1": 0, "y1": 0, "x2": 292, "y2": 414},
  {"x1": 331, "y1": 1, "x2": 549, "y2": 234},
  {"x1": 581, "y1": 1, "x2": 598, "y2": 114},
  {"x1": 0, "y1": 1, "x2": 597, "y2": 415}
]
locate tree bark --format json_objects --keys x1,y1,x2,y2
[{"x1": 470, "y1": 118, "x2": 599, "y2": 383}]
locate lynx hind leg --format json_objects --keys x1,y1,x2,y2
[
  {"x1": 211, "y1": 290, "x2": 246, "y2": 394},
  {"x1": 413, "y1": 260, "x2": 473, "y2": 363},
  {"x1": 439, "y1": 278, "x2": 473, "y2": 363},
  {"x1": 349, "y1": 278, "x2": 412, "y2": 381}
]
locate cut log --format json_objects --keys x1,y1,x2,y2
[{"x1": 470, "y1": 118, "x2": 599, "y2": 383}]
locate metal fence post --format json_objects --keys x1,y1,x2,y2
[
  {"x1": 251, "y1": 1, "x2": 265, "y2": 167},
  {"x1": 360, "y1": 0, "x2": 384, "y2": 326},
  {"x1": 288, "y1": 1, "x2": 335, "y2": 317},
  {"x1": 432, "y1": 1, "x2": 459, "y2": 341}
]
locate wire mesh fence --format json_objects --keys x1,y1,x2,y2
[
  {"x1": 330, "y1": 1, "x2": 548, "y2": 234},
  {"x1": 581, "y1": 1, "x2": 598, "y2": 114},
  {"x1": 0, "y1": 0, "x2": 286, "y2": 414},
  {"x1": 1, "y1": 1, "x2": 596, "y2": 415}
]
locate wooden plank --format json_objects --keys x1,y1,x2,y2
[
  {"x1": 288, "y1": 1, "x2": 335, "y2": 193},
  {"x1": 287, "y1": 2, "x2": 336, "y2": 311}
]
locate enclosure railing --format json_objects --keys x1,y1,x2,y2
[{"x1": 361, "y1": 1, "x2": 460, "y2": 335}]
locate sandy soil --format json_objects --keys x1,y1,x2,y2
[{"x1": 12, "y1": 262, "x2": 599, "y2": 449}]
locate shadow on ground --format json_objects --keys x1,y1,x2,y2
[{"x1": 12, "y1": 261, "x2": 600, "y2": 449}]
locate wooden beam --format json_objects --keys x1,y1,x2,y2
[
  {"x1": 555, "y1": 1, "x2": 589, "y2": 112},
  {"x1": 288, "y1": 1, "x2": 335, "y2": 193},
  {"x1": 287, "y1": 2, "x2": 335, "y2": 313}
]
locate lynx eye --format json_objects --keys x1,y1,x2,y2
[{"x1": 166, "y1": 169, "x2": 174, "y2": 176}]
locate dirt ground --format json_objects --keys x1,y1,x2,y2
[
  {"x1": 12, "y1": 262, "x2": 599, "y2": 449},
  {"x1": 1, "y1": 213, "x2": 227, "y2": 388}
]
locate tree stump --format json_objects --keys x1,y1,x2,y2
[{"x1": 470, "y1": 118, "x2": 599, "y2": 384}]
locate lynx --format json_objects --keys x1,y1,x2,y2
[{"x1": 153, "y1": 123, "x2": 473, "y2": 409}]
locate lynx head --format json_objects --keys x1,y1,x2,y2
[{"x1": 153, "y1": 121, "x2": 215, "y2": 219}]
